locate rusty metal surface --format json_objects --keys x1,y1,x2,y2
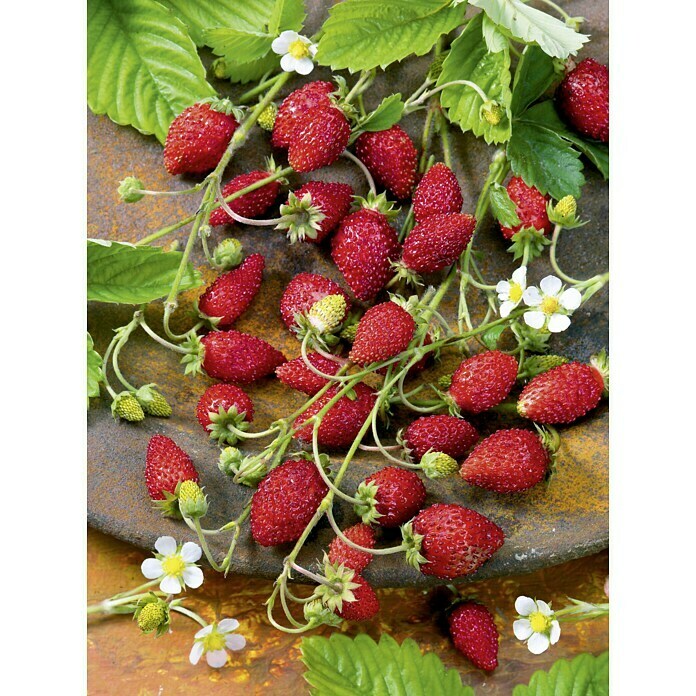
[{"x1": 87, "y1": 0, "x2": 608, "y2": 588}]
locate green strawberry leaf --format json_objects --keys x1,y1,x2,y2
[
  {"x1": 214, "y1": 52, "x2": 280, "y2": 84},
  {"x1": 511, "y1": 45, "x2": 558, "y2": 116},
  {"x1": 316, "y1": 0, "x2": 467, "y2": 72},
  {"x1": 87, "y1": 240, "x2": 203, "y2": 304},
  {"x1": 513, "y1": 651, "x2": 609, "y2": 696},
  {"x1": 489, "y1": 182, "x2": 521, "y2": 227},
  {"x1": 87, "y1": 0, "x2": 216, "y2": 144},
  {"x1": 481, "y1": 325, "x2": 506, "y2": 350},
  {"x1": 268, "y1": 0, "x2": 306, "y2": 34},
  {"x1": 301, "y1": 634, "x2": 474, "y2": 695},
  {"x1": 359, "y1": 94, "x2": 405, "y2": 132},
  {"x1": 87, "y1": 333, "x2": 104, "y2": 406},
  {"x1": 203, "y1": 27, "x2": 275, "y2": 66},
  {"x1": 481, "y1": 13, "x2": 509, "y2": 53}
]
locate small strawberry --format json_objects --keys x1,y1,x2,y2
[
  {"x1": 275, "y1": 352, "x2": 342, "y2": 395},
  {"x1": 250, "y1": 458, "x2": 329, "y2": 546},
  {"x1": 209, "y1": 170, "x2": 281, "y2": 226},
  {"x1": 164, "y1": 100, "x2": 239, "y2": 175},
  {"x1": 198, "y1": 253, "x2": 264, "y2": 328},
  {"x1": 500, "y1": 177, "x2": 552, "y2": 241},
  {"x1": 556, "y1": 58, "x2": 609, "y2": 142},
  {"x1": 293, "y1": 382, "x2": 377, "y2": 450},
  {"x1": 328, "y1": 523, "x2": 376, "y2": 573},
  {"x1": 413, "y1": 163, "x2": 463, "y2": 222},
  {"x1": 272, "y1": 81, "x2": 334, "y2": 149},
  {"x1": 355, "y1": 466, "x2": 427, "y2": 528},
  {"x1": 335, "y1": 574, "x2": 380, "y2": 621},
  {"x1": 448, "y1": 601, "x2": 499, "y2": 671},
  {"x1": 288, "y1": 106, "x2": 351, "y2": 173},
  {"x1": 280, "y1": 273, "x2": 352, "y2": 332},
  {"x1": 449, "y1": 351, "x2": 518, "y2": 414},
  {"x1": 196, "y1": 383, "x2": 254, "y2": 446},
  {"x1": 354, "y1": 125, "x2": 418, "y2": 199},
  {"x1": 349, "y1": 301, "x2": 416, "y2": 366},
  {"x1": 403, "y1": 414, "x2": 479, "y2": 461}
]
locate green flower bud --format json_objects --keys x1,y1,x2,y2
[
  {"x1": 218, "y1": 447, "x2": 244, "y2": 476},
  {"x1": 213, "y1": 238, "x2": 244, "y2": 270},
  {"x1": 118, "y1": 177, "x2": 145, "y2": 203}
]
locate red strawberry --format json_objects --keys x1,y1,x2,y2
[
  {"x1": 410, "y1": 504, "x2": 504, "y2": 579},
  {"x1": 145, "y1": 434, "x2": 199, "y2": 501},
  {"x1": 328, "y1": 523, "x2": 376, "y2": 573},
  {"x1": 272, "y1": 81, "x2": 334, "y2": 149},
  {"x1": 336, "y1": 574, "x2": 380, "y2": 621},
  {"x1": 500, "y1": 177, "x2": 552, "y2": 240},
  {"x1": 164, "y1": 102, "x2": 239, "y2": 175},
  {"x1": 209, "y1": 170, "x2": 281, "y2": 226},
  {"x1": 354, "y1": 125, "x2": 418, "y2": 199},
  {"x1": 198, "y1": 254, "x2": 264, "y2": 328},
  {"x1": 377, "y1": 333, "x2": 433, "y2": 377},
  {"x1": 331, "y1": 208, "x2": 401, "y2": 301},
  {"x1": 349, "y1": 301, "x2": 416, "y2": 366},
  {"x1": 556, "y1": 58, "x2": 609, "y2": 142},
  {"x1": 518, "y1": 361, "x2": 606, "y2": 423},
  {"x1": 285, "y1": 181, "x2": 354, "y2": 243},
  {"x1": 293, "y1": 382, "x2": 377, "y2": 450},
  {"x1": 449, "y1": 602, "x2": 499, "y2": 671},
  {"x1": 196, "y1": 383, "x2": 254, "y2": 432},
  {"x1": 413, "y1": 163, "x2": 463, "y2": 222},
  {"x1": 460, "y1": 429, "x2": 550, "y2": 493},
  {"x1": 403, "y1": 414, "x2": 479, "y2": 461},
  {"x1": 201, "y1": 330, "x2": 285, "y2": 384},
  {"x1": 288, "y1": 106, "x2": 351, "y2": 173},
  {"x1": 280, "y1": 273, "x2": 351, "y2": 332},
  {"x1": 275, "y1": 352, "x2": 342, "y2": 395},
  {"x1": 356, "y1": 466, "x2": 426, "y2": 528},
  {"x1": 250, "y1": 458, "x2": 329, "y2": 546},
  {"x1": 449, "y1": 351, "x2": 518, "y2": 414}
]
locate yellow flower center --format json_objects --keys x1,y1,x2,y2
[
  {"x1": 508, "y1": 282, "x2": 523, "y2": 303},
  {"x1": 288, "y1": 39, "x2": 310, "y2": 59},
  {"x1": 162, "y1": 554, "x2": 186, "y2": 576},
  {"x1": 203, "y1": 629, "x2": 227, "y2": 652},
  {"x1": 540, "y1": 296, "x2": 560, "y2": 315},
  {"x1": 529, "y1": 611, "x2": 551, "y2": 633}
]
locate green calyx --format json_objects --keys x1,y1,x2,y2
[
  {"x1": 177, "y1": 480, "x2": 208, "y2": 519},
  {"x1": 480, "y1": 101, "x2": 503, "y2": 126},
  {"x1": 389, "y1": 259, "x2": 423, "y2": 287},
  {"x1": 153, "y1": 489, "x2": 183, "y2": 519},
  {"x1": 508, "y1": 227, "x2": 552, "y2": 262},
  {"x1": 211, "y1": 57, "x2": 231, "y2": 79},
  {"x1": 135, "y1": 384, "x2": 172, "y2": 417},
  {"x1": 276, "y1": 192, "x2": 327, "y2": 243},
  {"x1": 353, "y1": 481, "x2": 383, "y2": 525},
  {"x1": 234, "y1": 455, "x2": 268, "y2": 487},
  {"x1": 590, "y1": 348, "x2": 610, "y2": 396},
  {"x1": 303, "y1": 599, "x2": 343, "y2": 627},
  {"x1": 519, "y1": 354, "x2": 569, "y2": 380},
  {"x1": 212, "y1": 238, "x2": 243, "y2": 270},
  {"x1": 206, "y1": 404, "x2": 250, "y2": 446},
  {"x1": 547, "y1": 197, "x2": 587, "y2": 229},
  {"x1": 203, "y1": 97, "x2": 245, "y2": 121},
  {"x1": 355, "y1": 191, "x2": 400, "y2": 220},
  {"x1": 420, "y1": 451, "x2": 459, "y2": 479},
  {"x1": 314, "y1": 555, "x2": 360, "y2": 613},
  {"x1": 218, "y1": 447, "x2": 243, "y2": 476},
  {"x1": 134, "y1": 595, "x2": 170, "y2": 636},
  {"x1": 180, "y1": 332, "x2": 204, "y2": 376},
  {"x1": 257, "y1": 103, "x2": 278, "y2": 132},
  {"x1": 400, "y1": 521, "x2": 427, "y2": 570},
  {"x1": 535, "y1": 425, "x2": 561, "y2": 481},
  {"x1": 512, "y1": 321, "x2": 552, "y2": 353},
  {"x1": 339, "y1": 310, "x2": 362, "y2": 343},
  {"x1": 111, "y1": 391, "x2": 145, "y2": 422},
  {"x1": 118, "y1": 176, "x2": 145, "y2": 203}
]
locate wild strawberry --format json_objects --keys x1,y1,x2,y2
[
  {"x1": 556, "y1": 58, "x2": 609, "y2": 142},
  {"x1": 413, "y1": 163, "x2": 463, "y2": 222},
  {"x1": 293, "y1": 382, "x2": 377, "y2": 450},
  {"x1": 500, "y1": 177, "x2": 552, "y2": 240},
  {"x1": 196, "y1": 383, "x2": 254, "y2": 446},
  {"x1": 164, "y1": 100, "x2": 239, "y2": 175},
  {"x1": 280, "y1": 273, "x2": 351, "y2": 332},
  {"x1": 209, "y1": 170, "x2": 281, "y2": 226},
  {"x1": 198, "y1": 254, "x2": 264, "y2": 328},
  {"x1": 407, "y1": 503, "x2": 504, "y2": 579},
  {"x1": 275, "y1": 352, "x2": 342, "y2": 395},
  {"x1": 272, "y1": 81, "x2": 334, "y2": 148},
  {"x1": 449, "y1": 351, "x2": 518, "y2": 414},
  {"x1": 348, "y1": 301, "x2": 416, "y2": 366},
  {"x1": 201, "y1": 330, "x2": 285, "y2": 384},
  {"x1": 448, "y1": 601, "x2": 499, "y2": 671},
  {"x1": 377, "y1": 332, "x2": 433, "y2": 377},
  {"x1": 403, "y1": 414, "x2": 479, "y2": 461},
  {"x1": 145, "y1": 435, "x2": 199, "y2": 517},
  {"x1": 336, "y1": 574, "x2": 380, "y2": 621},
  {"x1": 355, "y1": 466, "x2": 426, "y2": 528},
  {"x1": 354, "y1": 125, "x2": 418, "y2": 199},
  {"x1": 328, "y1": 523, "x2": 376, "y2": 573},
  {"x1": 250, "y1": 458, "x2": 329, "y2": 546},
  {"x1": 288, "y1": 106, "x2": 351, "y2": 173}
]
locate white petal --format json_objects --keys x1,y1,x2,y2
[
  {"x1": 524, "y1": 311, "x2": 546, "y2": 329},
  {"x1": 206, "y1": 650, "x2": 229, "y2": 668},
  {"x1": 280, "y1": 53, "x2": 298, "y2": 72},
  {"x1": 535, "y1": 600, "x2": 552, "y2": 616},
  {"x1": 195, "y1": 625, "x2": 213, "y2": 639},
  {"x1": 271, "y1": 30, "x2": 298, "y2": 55},
  {"x1": 528, "y1": 632, "x2": 550, "y2": 655},
  {"x1": 512, "y1": 266, "x2": 527, "y2": 287},
  {"x1": 539, "y1": 275, "x2": 562, "y2": 296},
  {"x1": 496, "y1": 280, "x2": 511, "y2": 295},
  {"x1": 308, "y1": 43, "x2": 318, "y2": 57},
  {"x1": 160, "y1": 574, "x2": 182, "y2": 594},
  {"x1": 559, "y1": 287, "x2": 582, "y2": 311},
  {"x1": 293, "y1": 57, "x2": 315, "y2": 75},
  {"x1": 549, "y1": 620, "x2": 561, "y2": 644},
  {"x1": 182, "y1": 565, "x2": 204, "y2": 589},
  {"x1": 523, "y1": 286, "x2": 542, "y2": 306},
  {"x1": 141, "y1": 558, "x2": 163, "y2": 580},
  {"x1": 189, "y1": 641, "x2": 204, "y2": 665},
  {"x1": 225, "y1": 634, "x2": 246, "y2": 651},
  {"x1": 180, "y1": 542, "x2": 202, "y2": 563},
  {"x1": 155, "y1": 536, "x2": 177, "y2": 556},
  {"x1": 513, "y1": 619, "x2": 534, "y2": 640},
  {"x1": 547, "y1": 313, "x2": 571, "y2": 333},
  {"x1": 218, "y1": 619, "x2": 239, "y2": 633},
  {"x1": 499, "y1": 300, "x2": 515, "y2": 318},
  {"x1": 515, "y1": 596, "x2": 537, "y2": 616}
]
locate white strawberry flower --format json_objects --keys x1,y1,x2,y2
[
  {"x1": 522, "y1": 275, "x2": 582, "y2": 333},
  {"x1": 140, "y1": 536, "x2": 203, "y2": 594},
  {"x1": 272, "y1": 31, "x2": 318, "y2": 75},
  {"x1": 513, "y1": 596, "x2": 561, "y2": 654},
  {"x1": 189, "y1": 619, "x2": 246, "y2": 668},
  {"x1": 496, "y1": 266, "x2": 528, "y2": 318}
]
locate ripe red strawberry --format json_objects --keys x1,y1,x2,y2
[
  {"x1": 518, "y1": 361, "x2": 606, "y2": 423},
  {"x1": 336, "y1": 574, "x2": 380, "y2": 621},
  {"x1": 356, "y1": 467, "x2": 427, "y2": 528},
  {"x1": 413, "y1": 163, "x2": 463, "y2": 222},
  {"x1": 449, "y1": 351, "x2": 518, "y2": 414},
  {"x1": 403, "y1": 414, "x2": 479, "y2": 461},
  {"x1": 250, "y1": 458, "x2": 329, "y2": 546},
  {"x1": 196, "y1": 383, "x2": 254, "y2": 431},
  {"x1": 377, "y1": 332, "x2": 433, "y2": 377},
  {"x1": 556, "y1": 58, "x2": 609, "y2": 142},
  {"x1": 349, "y1": 301, "x2": 416, "y2": 366},
  {"x1": 201, "y1": 330, "x2": 285, "y2": 384},
  {"x1": 198, "y1": 254, "x2": 264, "y2": 328},
  {"x1": 354, "y1": 125, "x2": 418, "y2": 199},
  {"x1": 285, "y1": 181, "x2": 354, "y2": 243},
  {"x1": 449, "y1": 602, "x2": 499, "y2": 671},
  {"x1": 460, "y1": 429, "x2": 550, "y2": 493},
  {"x1": 164, "y1": 102, "x2": 239, "y2": 175},
  {"x1": 293, "y1": 383, "x2": 377, "y2": 450},
  {"x1": 145, "y1": 434, "x2": 199, "y2": 501},
  {"x1": 500, "y1": 177, "x2": 552, "y2": 240},
  {"x1": 275, "y1": 352, "x2": 342, "y2": 395},
  {"x1": 328, "y1": 523, "x2": 376, "y2": 573},
  {"x1": 272, "y1": 81, "x2": 334, "y2": 149},
  {"x1": 209, "y1": 170, "x2": 281, "y2": 226},
  {"x1": 280, "y1": 273, "x2": 351, "y2": 331},
  {"x1": 288, "y1": 106, "x2": 351, "y2": 173},
  {"x1": 410, "y1": 504, "x2": 504, "y2": 579}
]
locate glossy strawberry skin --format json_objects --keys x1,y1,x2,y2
[
  {"x1": 201, "y1": 330, "x2": 286, "y2": 384},
  {"x1": 362, "y1": 467, "x2": 427, "y2": 528},
  {"x1": 412, "y1": 504, "x2": 504, "y2": 580},
  {"x1": 556, "y1": 58, "x2": 609, "y2": 142},
  {"x1": 449, "y1": 602, "x2": 499, "y2": 671},
  {"x1": 250, "y1": 459, "x2": 329, "y2": 546},
  {"x1": 500, "y1": 177, "x2": 552, "y2": 240},
  {"x1": 288, "y1": 106, "x2": 351, "y2": 173},
  {"x1": 403, "y1": 414, "x2": 479, "y2": 461},
  {"x1": 354, "y1": 125, "x2": 418, "y2": 199},
  {"x1": 413, "y1": 163, "x2": 463, "y2": 222},
  {"x1": 272, "y1": 81, "x2": 334, "y2": 149},
  {"x1": 145, "y1": 434, "x2": 199, "y2": 501},
  {"x1": 460, "y1": 429, "x2": 549, "y2": 493},
  {"x1": 198, "y1": 254, "x2": 264, "y2": 328},
  {"x1": 289, "y1": 181, "x2": 354, "y2": 243},
  {"x1": 518, "y1": 362, "x2": 604, "y2": 424},
  {"x1": 449, "y1": 351, "x2": 518, "y2": 414},
  {"x1": 164, "y1": 103, "x2": 239, "y2": 175},
  {"x1": 209, "y1": 171, "x2": 281, "y2": 227},
  {"x1": 279, "y1": 273, "x2": 351, "y2": 331},
  {"x1": 349, "y1": 302, "x2": 416, "y2": 366},
  {"x1": 402, "y1": 213, "x2": 476, "y2": 273},
  {"x1": 336, "y1": 575, "x2": 380, "y2": 621},
  {"x1": 196, "y1": 383, "x2": 254, "y2": 432},
  {"x1": 328, "y1": 523, "x2": 376, "y2": 573},
  {"x1": 275, "y1": 352, "x2": 342, "y2": 395}
]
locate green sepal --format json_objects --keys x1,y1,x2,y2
[
  {"x1": 353, "y1": 191, "x2": 400, "y2": 220},
  {"x1": 401, "y1": 521, "x2": 427, "y2": 570},
  {"x1": 314, "y1": 555, "x2": 360, "y2": 614},
  {"x1": 420, "y1": 451, "x2": 459, "y2": 479},
  {"x1": 153, "y1": 490, "x2": 183, "y2": 519},
  {"x1": 206, "y1": 404, "x2": 250, "y2": 446},
  {"x1": 389, "y1": 259, "x2": 423, "y2": 287},
  {"x1": 293, "y1": 450, "x2": 332, "y2": 473},
  {"x1": 590, "y1": 348, "x2": 610, "y2": 396},
  {"x1": 507, "y1": 227, "x2": 551, "y2": 261},
  {"x1": 176, "y1": 480, "x2": 209, "y2": 519},
  {"x1": 180, "y1": 332, "x2": 205, "y2": 376},
  {"x1": 212, "y1": 238, "x2": 243, "y2": 270},
  {"x1": 353, "y1": 481, "x2": 383, "y2": 525},
  {"x1": 303, "y1": 599, "x2": 343, "y2": 628},
  {"x1": 535, "y1": 424, "x2": 560, "y2": 483},
  {"x1": 218, "y1": 446, "x2": 243, "y2": 477},
  {"x1": 546, "y1": 198, "x2": 587, "y2": 229},
  {"x1": 118, "y1": 176, "x2": 145, "y2": 203},
  {"x1": 276, "y1": 191, "x2": 327, "y2": 243},
  {"x1": 133, "y1": 594, "x2": 171, "y2": 637},
  {"x1": 511, "y1": 320, "x2": 552, "y2": 353},
  {"x1": 233, "y1": 455, "x2": 268, "y2": 487},
  {"x1": 202, "y1": 96, "x2": 245, "y2": 121}
]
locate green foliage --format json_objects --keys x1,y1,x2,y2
[
  {"x1": 87, "y1": 0, "x2": 215, "y2": 143},
  {"x1": 301, "y1": 633, "x2": 473, "y2": 695},
  {"x1": 481, "y1": 13, "x2": 509, "y2": 53},
  {"x1": 481, "y1": 325, "x2": 506, "y2": 350},
  {"x1": 203, "y1": 27, "x2": 275, "y2": 66},
  {"x1": 489, "y1": 182, "x2": 521, "y2": 227},
  {"x1": 359, "y1": 94, "x2": 406, "y2": 132},
  {"x1": 268, "y1": 0, "x2": 306, "y2": 34},
  {"x1": 87, "y1": 240, "x2": 202, "y2": 304},
  {"x1": 513, "y1": 651, "x2": 609, "y2": 696},
  {"x1": 316, "y1": 0, "x2": 467, "y2": 72},
  {"x1": 511, "y1": 45, "x2": 558, "y2": 116},
  {"x1": 87, "y1": 333, "x2": 103, "y2": 406}
]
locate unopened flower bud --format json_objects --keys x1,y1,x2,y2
[
  {"x1": 218, "y1": 447, "x2": 243, "y2": 476},
  {"x1": 213, "y1": 238, "x2": 243, "y2": 270},
  {"x1": 118, "y1": 177, "x2": 145, "y2": 203}
]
